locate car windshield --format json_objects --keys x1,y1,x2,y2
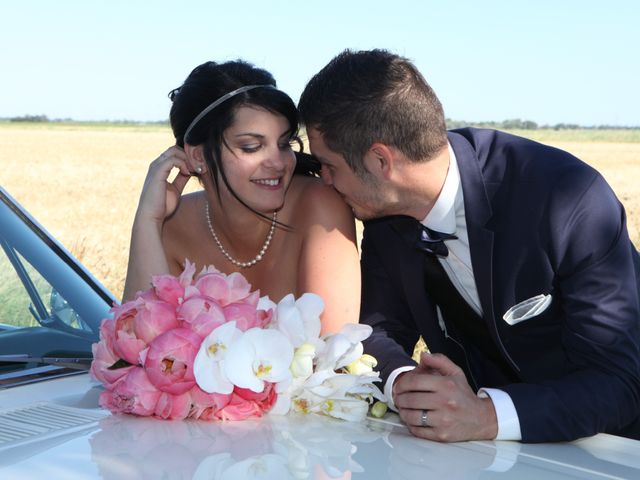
[{"x1": 0, "y1": 188, "x2": 113, "y2": 387}]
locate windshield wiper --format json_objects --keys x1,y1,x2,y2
[{"x1": 0, "y1": 354, "x2": 91, "y2": 370}]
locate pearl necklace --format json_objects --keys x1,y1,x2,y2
[{"x1": 205, "y1": 202, "x2": 277, "y2": 268}]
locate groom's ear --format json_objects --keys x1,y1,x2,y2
[{"x1": 365, "y1": 143, "x2": 395, "y2": 180}]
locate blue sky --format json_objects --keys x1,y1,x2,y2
[{"x1": 2, "y1": 0, "x2": 639, "y2": 126}]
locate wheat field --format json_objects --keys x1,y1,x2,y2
[{"x1": 0, "y1": 123, "x2": 638, "y2": 299}]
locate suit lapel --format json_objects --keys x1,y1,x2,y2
[
  {"x1": 448, "y1": 133, "x2": 497, "y2": 333},
  {"x1": 385, "y1": 216, "x2": 448, "y2": 352}
]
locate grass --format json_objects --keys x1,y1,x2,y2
[
  {"x1": 0, "y1": 250, "x2": 55, "y2": 328},
  {"x1": 503, "y1": 128, "x2": 640, "y2": 144},
  {"x1": 1, "y1": 123, "x2": 638, "y2": 302},
  {"x1": 0, "y1": 125, "x2": 177, "y2": 298}
]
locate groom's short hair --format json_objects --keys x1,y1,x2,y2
[{"x1": 299, "y1": 49, "x2": 448, "y2": 174}]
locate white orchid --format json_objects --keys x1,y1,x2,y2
[
  {"x1": 304, "y1": 370, "x2": 365, "y2": 399},
  {"x1": 193, "y1": 321, "x2": 242, "y2": 394},
  {"x1": 272, "y1": 366, "x2": 385, "y2": 420},
  {"x1": 316, "y1": 324, "x2": 373, "y2": 371},
  {"x1": 338, "y1": 323, "x2": 373, "y2": 343},
  {"x1": 285, "y1": 383, "x2": 371, "y2": 422},
  {"x1": 345, "y1": 375, "x2": 386, "y2": 402},
  {"x1": 193, "y1": 291, "x2": 386, "y2": 421},
  {"x1": 269, "y1": 373, "x2": 309, "y2": 416},
  {"x1": 270, "y1": 370, "x2": 323, "y2": 417},
  {"x1": 224, "y1": 328, "x2": 294, "y2": 393},
  {"x1": 270, "y1": 293, "x2": 324, "y2": 349},
  {"x1": 322, "y1": 397, "x2": 371, "y2": 422},
  {"x1": 290, "y1": 342, "x2": 316, "y2": 379},
  {"x1": 346, "y1": 353, "x2": 378, "y2": 376},
  {"x1": 291, "y1": 395, "x2": 323, "y2": 416},
  {"x1": 269, "y1": 388, "x2": 293, "y2": 416}
]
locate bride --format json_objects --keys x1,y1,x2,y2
[{"x1": 123, "y1": 60, "x2": 360, "y2": 333}]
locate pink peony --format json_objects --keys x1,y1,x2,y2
[
  {"x1": 255, "y1": 308, "x2": 274, "y2": 329},
  {"x1": 194, "y1": 271, "x2": 254, "y2": 306},
  {"x1": 154, "y1": 391, "x2": 192, "y2": 420},
  {"x1": 98, "y1": 317, "x2": 117, "y2": 353},
  {"x1": 134, "y1": 299, "x2": 180, "y2": 344},
  {"x1": 226, "y1": 272, "x2": 254, "y2": 304},
  {"x1": 235, "y1": 382, "x2": 278, "y2": 412},
  {"x1": 179, "y1": 259, "x2": 197, "y2": 286},
  {"x1": 214, "y1": 383, "x2": 277, "y2": 421},
  {"x1": 189, "y1": 385, "x2": 232, "y2": 420},
  {"x1": 99, "y1": 367, "x2": 161, "y2": 416},
  {"x1": 177, "y1": 295, "x2": 226, "y2": 338},
  {"x1": 194, "y1": 273, "x2": 231, "y2": 305},
  {"x1": 110, "y1": 299, "x2": 140, "y2": 319},
  {"x1": 151, "y1": 259, "x2": 196, "y2": 306},
  {"x1": 196, "y1": 407, "x2": 223, "y2": 421},
  {"x1": 222, "y1": 302, "x2": 263, "y2": 331},
  {"x1": 242, "y1": 289, "x2": 260, "y2": 307},
  {"x1": 137, "y1": 287, "x2": 161, "y2": 302},
  {"x1": 90, "y1": 337, "x2": 133, "y2": 387},
  {"x1": 144, "y1": 328, "x2": 201, "y2": 395},
  {"x1": 112, "y1": 301, "x2": 147, "y2": 366},
  {"x1": 197, "y1": 264, "x2": 221, "y2": 277},
  {"x1": 152, "y1": 274, "x2": 185, "y2": 306},
  {"x1": 214, "y1": 395, "x2": 262, "y2": 421}
]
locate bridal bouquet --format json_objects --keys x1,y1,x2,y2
[{"x1": 91, "y1": 260, "x2": 386, "y2": 422}]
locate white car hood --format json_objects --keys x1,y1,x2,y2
[{"x1": 1, "y1": 373, "x2": 640, "y2": 479}]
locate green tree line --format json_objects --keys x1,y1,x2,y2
[
  {"x1": 2, "y1": 115, "x2": 638, "y2": 130},
  {"x1": 446, "y1": 118, "x2": 639, "y2": 130}
]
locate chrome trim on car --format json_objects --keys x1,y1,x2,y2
[{"x1": 0, "y1": 366, "x2": 85, "y2": 390}]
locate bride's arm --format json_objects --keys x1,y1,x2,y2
[
  {"x1": 122, "y1": 215, "x2": 171, "y2": 302},
  {"x1": 297, "y1": 183, "x2": 361, "y2": 334},
  {"x1": 122, "y1": 147, "x2": 192, "y2": 302}
]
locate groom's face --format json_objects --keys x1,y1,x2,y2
[{"x1": 307, "y1": 128, "x2": 386, "y2": 221}]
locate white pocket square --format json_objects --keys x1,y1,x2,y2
[{"x1": 502, "y1": 294, "x2": 552, "y2": 326}]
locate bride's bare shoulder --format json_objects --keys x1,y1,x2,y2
[{"x1": 288, "y1": 176, "x2": 354, "y2": 231}]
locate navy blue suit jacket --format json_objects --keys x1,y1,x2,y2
[{"x1": 360, "y1": 128, "x2": 640, "y2": 442}]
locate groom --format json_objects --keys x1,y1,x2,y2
[{"x1": 298, "y1": 49, "x2": 640, "y2": 443}]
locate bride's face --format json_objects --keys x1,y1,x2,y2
[{"x1": 218, "y1": 106, "x2": 296, "y2": 213}]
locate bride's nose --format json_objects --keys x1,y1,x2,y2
[{"x1": 262, "y1": 145, "x2": 291, "y2": 171}]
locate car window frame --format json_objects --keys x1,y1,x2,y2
[{"x1": 0, "y1": 186, "x2": 117, "y2": 387}]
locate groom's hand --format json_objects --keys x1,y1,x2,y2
[{"x1": 393, "y1": 353, "x2": 498, "y2": 442}]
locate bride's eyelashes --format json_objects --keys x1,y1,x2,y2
[
  {"x1": 238, "y1": 142, "x2": 294, "y2": 154},
  {"x1": 239, "y1": 143, "x2": 261, "y2": 153}
]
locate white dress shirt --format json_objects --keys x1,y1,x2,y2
[{"x1": 384, "y1": 143, "x2": 522, "y2": 441}]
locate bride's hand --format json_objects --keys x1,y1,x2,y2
[{"x1": 135, "y1": 146, "x2": 193, "y2": 226}]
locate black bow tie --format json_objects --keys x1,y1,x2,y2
[{"x1": 416, "y1": 226, "x2": 458, "y2": 257}]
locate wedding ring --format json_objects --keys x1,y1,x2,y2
[{"x1": 420, "y1": 409, "x2": 428, "y2": 428}]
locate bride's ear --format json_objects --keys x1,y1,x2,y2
[{"x1": 183, "y1": 144, "x2": 207, "y2": 175}]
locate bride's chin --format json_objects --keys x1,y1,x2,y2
[{"x1": 252, "y1": 200, "x2": 285, "y2": 215}]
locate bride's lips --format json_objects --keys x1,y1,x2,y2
[{"x1": 251, "y1": 177, "x2": 283, "y2": 190}]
